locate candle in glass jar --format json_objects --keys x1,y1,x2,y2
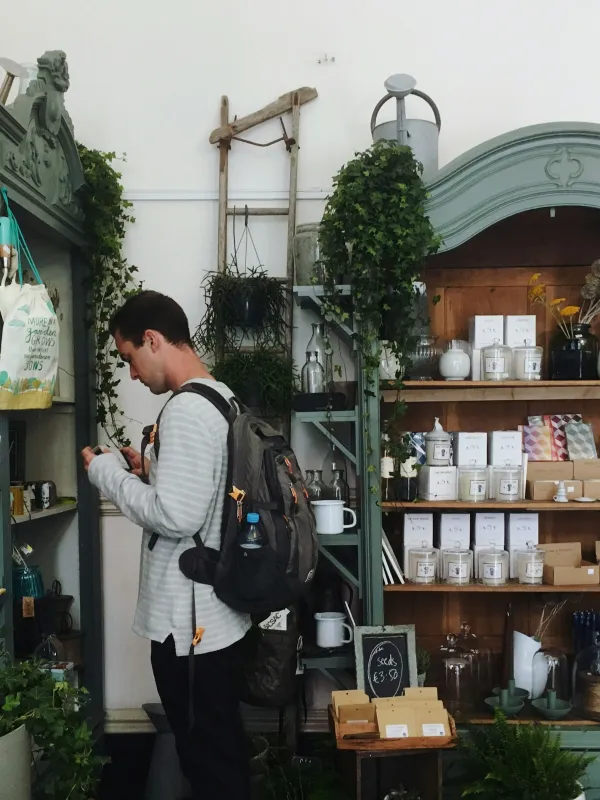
[
  {"x1": 443, "y1": 548, "x2": 473, "y2": 585},
  {"x1": 492, "y1": 466, "x2": 522, "y2": 503},
  {"x1": 408, "y1": 546, "x2": 439, "y2": 584},
  {"x1": 481, "y1": 339, "x2": 512, "y2": 381},
  {"x1": 478, "y1": 548, "x2": 508, "y2": 586},
  {"x1": 458, "y1": 466, "x2": 488, "y2": 502},
  {"x1": 513, "y1": 340, "x2": 543, "y2": 381},
  {"x1": 517, "y1": 545, "x2": 545, "y2": 585}
]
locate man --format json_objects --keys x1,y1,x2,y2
[{"x1": 81, "y1": 290, "x2": 251, "y2": 800}]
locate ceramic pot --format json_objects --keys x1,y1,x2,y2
[
  {"x1": 439, "y1": 341, "x2": 470, "y2": 381},
  {"x1": 0, "y1": 725, "x2": 31, "y2": 800}
]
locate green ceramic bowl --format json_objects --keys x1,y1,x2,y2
[
  {"x1": 492, "y1": 685, "x2": 530, "y2": 700},
  {"x1": 531, "y1": 697, "x2": 572, "y2": 720},
  {"x1": 485, "y1": 696, "x2": 524, "y2": 716}
]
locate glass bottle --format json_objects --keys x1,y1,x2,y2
[
  {"x1": 306, "y1": 323, "x2": 334, "y2": 388},
  {"x1": 381, "y1": 434, "x2": 395, "y2": 502},
  {"x1": 321, "y1": 441, "x2": 348, "y2": 488},
  {"x1": 394, "y1": 456, "x2": 418, "y2": 502},
  {"x1": 328, "y1": 468, "x2": 350, "y2": 504},
  {"x1": 301, "y1": 351, "x2": 325, "y2": 394},
  {"x1": 306, "y1": 469, "x2": 327, "y2": 501}
]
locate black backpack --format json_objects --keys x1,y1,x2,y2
[{"x1": 141, "y1": 382, "x2": 318, "y2": 617}]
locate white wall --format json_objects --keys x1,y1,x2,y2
[{"x1": 7, "y1": 0, "x2": 600, "y2": 710}]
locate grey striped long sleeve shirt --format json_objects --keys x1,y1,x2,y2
[{"x1": 88, "y1": 379, "x2": 251, "y2": 657}]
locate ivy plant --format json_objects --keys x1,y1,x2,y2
[
  {"x1": 77, "y1": 145, "x2": 141, "y2": 447},
  {"x1": 318, "y1": 140, "x2": 441, "y2": 490},
  {"x1": 0, "y1": 640, "x2": 107, "y2": 799}
]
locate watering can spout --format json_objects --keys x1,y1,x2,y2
[{"x1": 371, "y1": 73, "x2": 441, "y2": 180}]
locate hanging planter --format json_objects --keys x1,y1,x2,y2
[{"x1": 193, "y1": 210, "x2": 287, "y2": 354}]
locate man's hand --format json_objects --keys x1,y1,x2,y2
[
  {"x1": 81, "y1": 446, "x2": 100, "y2": 472},
  {"x1": 120, "y1": 446, "x2": 149, "y2": 478}
]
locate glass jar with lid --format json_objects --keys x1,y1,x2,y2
[
  {"x1": 293, "y1": 223, "x2": 322, "y2": 285},
  {"x1": 478, "y1": 546, "x2": 509, "y2": 586},
  {"x1": 481, "y1": 339, "x2": 512, "y2": 381},
  {"x1": 407, "y1": 543, "x2": 439, "y2": 584},
  {"x1": 442, "y1": 545, "x2": 473, "y2": 585},
  {"x1": 491, "y1": 465, "x2": 523, "y2": 502},
  {"x1": 458, "y1": 465, "x2": 488, "y2": 502},
  {"x1": 513, "y1": 339, "x2": 543, "y2": 381},
  {"x1": 425, "y1": 417, "x2": 452, "y2": 466},
  {"x1": 516, "y1": 542, "x2": 545, "y2": 585}
]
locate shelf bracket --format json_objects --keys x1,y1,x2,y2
[
  {"x1": 310, "y1": 421, "x2": 357, "y2": 468},
  {"x1": 318, "y1": 544, "x2": 360, "y2": 590}
]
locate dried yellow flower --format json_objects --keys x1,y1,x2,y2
[
  {"x1": 550, "y1": 298, "x2": 566, "y2": 306},
  {"x1": 529, "y1": 273, "x2": 542, "y2": 284},
  {"x1": 529, "y1": 285, "x2": 545, "y2": 299},
  {"x1": 560, "y1": 305, "x2": 580, "y2": 317}
]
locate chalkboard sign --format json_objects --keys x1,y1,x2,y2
[{"x1": 354, "y1": 625, "x2": 417, "y2": 699}]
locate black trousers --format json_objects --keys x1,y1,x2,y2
[{"x1": 151, "y1": 633, "x2": 250, "y2": 800}]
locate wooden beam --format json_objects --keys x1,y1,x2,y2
[{"x1": 209, "y1": 87, "x2": 318, "y2": 144}]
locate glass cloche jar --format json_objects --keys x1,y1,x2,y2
[
  {"x1": 513, "y1": 339, "x2": 543, "y2": 381},
  {"x1": 481, "y1": 339, "x2": 512, "y2": 381},
  {"x1": 573, "y1": 633, "x2": 600, "y2": 721}
]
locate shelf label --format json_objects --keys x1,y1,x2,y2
[{"x1": 22, "y1": 596, "x2": 35, "y2": 618}]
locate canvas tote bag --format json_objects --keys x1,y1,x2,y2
[{"x1": 0, "y1": 188, "x2": 59, "y2": 409}]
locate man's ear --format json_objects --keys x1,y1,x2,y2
[{"x1": 144, "y1": 330, "x2": 161, "y2": 352}]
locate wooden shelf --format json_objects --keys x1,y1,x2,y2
[
  {"x1": 381, "y1": 380, "x2": 600, "y2": 404},
  {"x1": 385, "y1": 582, "x2": 600, "y2": 593},
  {"x1": 13, "y1": 503, "x2": 77, "y2": 524},
  {"x1": 382, "y1": 501, "x2": 600, "y2": 512}
]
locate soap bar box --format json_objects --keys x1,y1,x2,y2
[
  {"x1": 403, "y1": 513, "x2": 434, "y2": 570},
  {"x1": 469, "y1": 316, "x2": 504, "y2": 350}
]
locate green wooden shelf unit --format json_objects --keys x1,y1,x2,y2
[
  {"x1": 0, "y1": 52, "x2": 102, "y2": 722},
  {"x1": 296, "y1": 121, "x2": 600, "y2": 786}
]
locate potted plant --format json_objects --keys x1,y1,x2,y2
[
  {"x1": 211, "y1": 348, "x2": 297, "y2": 418},
  {"x1": 194, "y1": 264, "x2": 288, "y2": 354},
  {"x1": 0, "y1": 641, "x2": 106, "y2": 799},
  {"x1": 416, "y1": 646, "x2": 431, "y2": 687},
  {"x1": 529, "y1": 271, "x2": 599, "y2": 380},
  {"x1": 318, "y1": 140, "x2": 441, "y2": 476},
  {"x1": 455, "y1": 708, "x2": 591, "y2": 799}
]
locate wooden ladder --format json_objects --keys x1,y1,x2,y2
[{"x1": 209, "y1": 87, "x2": 318, "y2": 362}]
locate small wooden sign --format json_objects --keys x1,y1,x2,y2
[{"x1": 354, "y1": 625, "x2": 417, "y2": 699}]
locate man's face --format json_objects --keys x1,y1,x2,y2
[{"x1": 115, "y1": 330, "x2": 167, "y2": 395}]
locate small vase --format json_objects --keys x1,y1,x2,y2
[
  {"x1": 550, "y1": 323, "x2": 599, "y2": 380},
  {"x1": 439, "y1": 341, "x2": 470, "y2": 381},
  {"x1": 406, "y1": 335, "x2": 442, "y2": 381}
]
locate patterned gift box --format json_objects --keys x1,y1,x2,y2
[
  {"x1": 523, "y1": 424, "x2": 553, "y2": 461},
  {"x1": 565, "y1": 422, "x2": 597, "y2": 460},
  {"x1": 527, "y1": 413, "x2": 583, "y2": 461}
]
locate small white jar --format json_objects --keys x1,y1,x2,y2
[
  {"x1": 513, "y1": 340, "x2": 543, "y2": 381},
  {"x1": 481, "y1": 339, "x2": 512, "y2": 381},
  {"x1": 439, "y1": 341, "x2": 471, "y2": 381}
]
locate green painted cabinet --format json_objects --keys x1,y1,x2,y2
[{"x1": 0, "y1": 51, "x2": 102, "y2": 722}]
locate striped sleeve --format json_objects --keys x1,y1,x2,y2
[{"x1": 88, "y1": 393, "x2": 226, "y2": 540}]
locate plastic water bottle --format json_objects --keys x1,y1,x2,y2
[{"x1": 239, "y1": 512, "x2": 264, "y2": 550}]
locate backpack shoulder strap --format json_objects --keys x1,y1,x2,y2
[{"x1": 142, "y1": 381, "x2": 239, "y2": 551}]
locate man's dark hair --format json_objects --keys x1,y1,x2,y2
[{"x1": 109, "y1": 290, "x2": 193, "y2": 348}]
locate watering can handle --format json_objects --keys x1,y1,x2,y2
[{"x1": 370, "y1": 89, "x2": 442, "y2": 136}]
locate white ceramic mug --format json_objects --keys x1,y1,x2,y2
[
  {"x1": 314, "y1": 612, "x2": 353, "y2": 648},
  {"x1": 311, "y1": 500, "x2": 357, "y2": 535}
]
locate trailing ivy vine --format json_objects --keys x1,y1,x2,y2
[
  {"x1": 318, "y1": 141, "x2": 441, "y2": 491},
  {"x1": 77, "y1": 146, "x2": 141, "y2": 447}
]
